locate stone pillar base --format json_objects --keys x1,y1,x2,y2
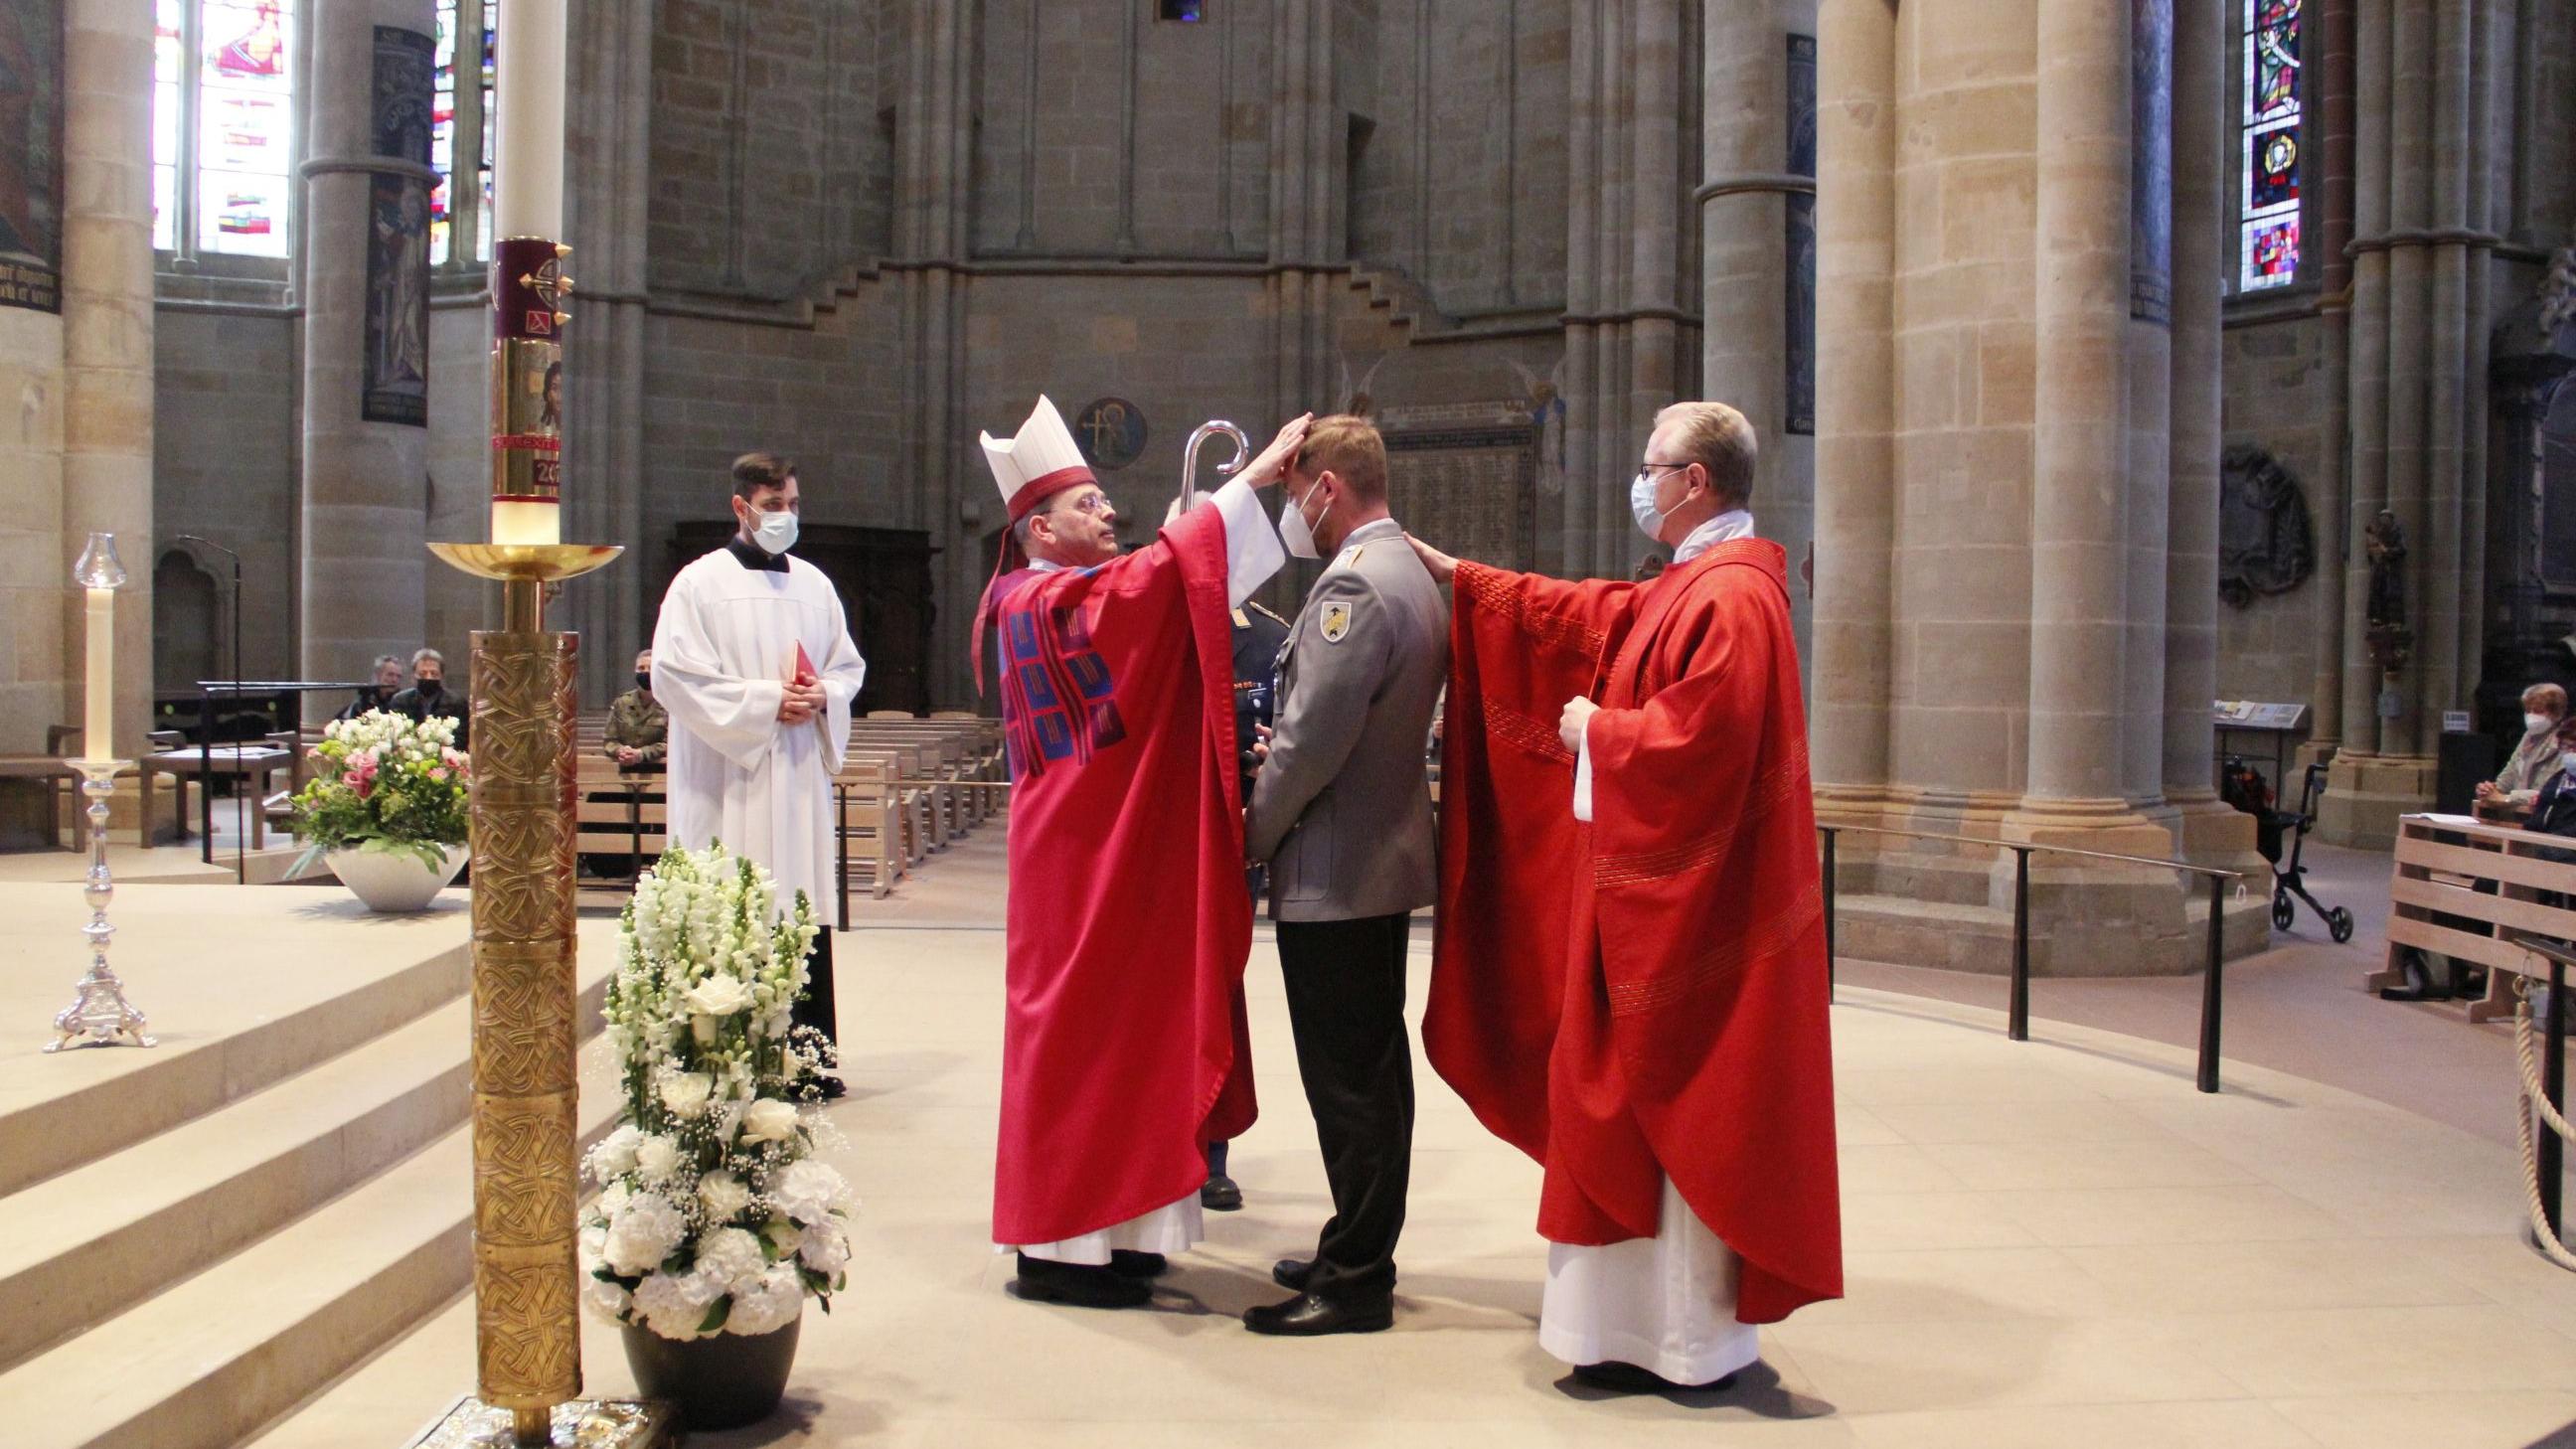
[
  {"x1": 2318, "y1": 751, "x2": 2434, "y2": 850},
  {"x1": 2294, "y1": 737, "x2": 2339, "y2": 772},
  {"x1": 1817, "y1": 787, "x2": 2269, "y2": 976}
]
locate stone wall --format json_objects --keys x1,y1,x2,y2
[
  {"x1": 2215, "y1": 307, "x2": 2336, "y2": 726},
  {"x1": 0, "y1": 306, "x2": 68, "y2": 751},
  {"x1": 151, "y1": 309, "x2": 299, "y2": 684}
]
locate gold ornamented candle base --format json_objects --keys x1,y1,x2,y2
[
  {"x1": 465, "y1": 625, "x2": 584, "y2": 1432},
  {"x1": 402, "y1": 1394, "x2": 678, "y2": 1449}
]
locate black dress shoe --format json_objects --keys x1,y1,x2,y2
[
  {"x1": 1201, "y1": 1173, "x2": 1243, "y2": 1210},
  {"x1": 1571, "y1": 1361, "x2": 1738, "y2": 1394},
  {"x1": 813, "y1": 1074, "x2": 847, "y2": 1100},
  {"x1": 1271, "y1": 1258, "x2": 1313, "y2": 1291},
  {"x1": 1242, "y1": 1291, "x2": 1393, "y2": 1336},
  {"x1": 1108, "y1": 1250, "x2": 1169, "y2": 1278},
  {"x1": 1013, "y1": 1253, "x2": 1151, "y2": 1309}
]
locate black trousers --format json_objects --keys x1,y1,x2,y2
[
  {"x1": 1275, "y1": 912, "x2": 1416, "y2": 1300},
  {"x1": 795, "y1": 928, "x2": 840, "y2": 1058}
]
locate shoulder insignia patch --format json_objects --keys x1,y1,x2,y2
[
  {"x1": 1231, "y1": 607, "x2": 1250, "y2": 629},
  {"x1": 1320, "y1": 600, "x2": 1353, "y2": 643}
]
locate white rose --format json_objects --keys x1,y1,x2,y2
[
  {"x1": 698, "y1": 1170, "x2": 753, "y2": 1223},
  {"x1": 683, "y1": 973, "x2": 757, "y2": 1018},
  {"x1": 588, "y1": 1124, "x2": 644, "y2": 1182},
  {"x1": 581, "y1": 1274, "x2": 633, "y2": 1325},
  {"x1": 694, "y1": 1225, "x2": 768, "y2": 1292},
  {"x1": 770, "y1": 1159, "x2": 850, "y2": 1225},
  {"x1": 726, "y1": 1263, "x2": 805, "y2": 1337},
  {"x1": 631, "y1": 1267, "x2": 723, "y2": 1340},
  {"x1": 597, "y1": 1180, "x2": 633, "y2": 1221},
  {"x1": 738, "y1": 1097, "x2": 801, "y2": 1145},
  {"x1": 634, "y1": 1133, "x2": 683, "y2": 1183},
  {"x1": 796, "y1": 1220, "x2": 851, "y2": 1279},
  {"x1": 659, "y1": 1071, "x2": 716, "y2": 1119},
  {"x1": 601, "y1": 1193, "x2": 686, "y2": 1277}
]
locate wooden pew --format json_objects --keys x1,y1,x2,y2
[{"x1": 2376, "y1": 812, "x2": 2576, "y2": 1022}]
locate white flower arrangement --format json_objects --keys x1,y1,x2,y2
[{"x1": 579, "y1": 842, "x2": 853, "y2": 1341}]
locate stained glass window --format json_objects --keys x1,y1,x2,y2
[
  {"x1": 150, "y1": 0, "x2": 297, "y2": 260},
  {"x1": 2237, "y1": 0, "x2": 2301, "y2": 291},
  {"x1": 429, "y1": 0, "x2": 496, "y2": 264}
]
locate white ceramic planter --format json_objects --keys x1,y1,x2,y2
[{"x1": 327, "y1": 844, "x2": 468, "y2": 912}]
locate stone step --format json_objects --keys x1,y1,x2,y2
[
  {"x1": 0, "y1": 964, "x2": 608, "y2": 1371},
  {"x1": 0, "y1": 1030, "x2": 625, "y2": 1449},
  {"x1": 0, "y1": 918, "x2": 470, "y2": 1200}
]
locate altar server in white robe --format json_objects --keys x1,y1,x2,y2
[{"x1": 652, "y1": 450, "x2": 868, "y2": 1093}]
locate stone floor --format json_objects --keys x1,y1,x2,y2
[{"x1": 248, "y1": 828, "x2": 2576, "y2": 1449}]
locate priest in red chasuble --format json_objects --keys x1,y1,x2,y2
[
  {"x1": 1408, "y1": 401, "x2": 1841, "y2": 1392},
  {"x1": 977, "y1": 396, "x2": 1311, "y2": 1310}
]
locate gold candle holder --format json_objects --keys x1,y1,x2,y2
[{"x1": 411, "y1": 232, "x2": 662, "y2": 1449}]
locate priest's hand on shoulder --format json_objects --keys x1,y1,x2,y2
[
  {"x1": 1558, "y1": 697, "x2": 1598, "y2": 754},
  {"x1": 1237, "y1": 413, "x2": 1316, "y2": 491},
  {"x1": 1406, "y1": 533, "x2": 1459, "y2": 586}
]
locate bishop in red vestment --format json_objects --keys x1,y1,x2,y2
[
  {"x1": 975, "y1": 397, "x2": 1311, "y2": 1310},
  {"x1": 1413, "y1": 402, "x2": 1842, "y2": 1391}
]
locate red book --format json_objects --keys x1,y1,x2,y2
[{"x1": 793, "y1": 641, "x2": 818, "y2": 686}]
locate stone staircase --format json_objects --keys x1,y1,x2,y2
[{"x1": 0, "y1": 921, "x2": 621, "y2": 1449}]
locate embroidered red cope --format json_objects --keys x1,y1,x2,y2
[{"x1": 987, "y1": 499, "x2": 1259, "y2": 1246}]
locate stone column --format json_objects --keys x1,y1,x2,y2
[
  {"x1": 2321, "y1": 0, "x2": 2486, "y2": 845},
  {"x1": 2302, "y1": 0, "x2": 2357, "y2": 762},
  {"x1": 2165, "y1": 0, "x2": 2260, "y2": 867},
  {"x1": 1563, "y1": 0, "x2": 1694, "y2": 580},
  {"x1": 1810, "y1": 0, "x2": 1896, "y2": 804},
  {"x1": 2123, "y1": 1, "x2": 2173, "y2": 807},
  {"x1": 558, "y1": 0, "x2": 653, "y2": 703},
  {"x1": 1700, "y1": 0, "x2": 1818, "y2": 675},
  {"x1": 2023, "y1": 0, "x2": 2147, "y2": 839},
  {"x1": 60, "y1": 0, "x2": 157, "y2": 761},
  {"x1": 297, "y1": 0, "x2": 436, "y2": 681},
  {"x1": 895, "y1": 0, "x2": 975, "y2": 705}
]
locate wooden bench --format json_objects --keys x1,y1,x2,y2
[
  {"x1": 2376, "y1": 812, "x2": 2576, "y2": 1023},
  {"x1": 573, "y1": 756, "x2": 668, "y2": 887},
  {"x1": 834, "y1": 757, "x2": 905, "y2": 916}
]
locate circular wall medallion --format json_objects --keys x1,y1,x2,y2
[{"x1": 1074, "y1": 399, "x2": 1148, "y2": 471}]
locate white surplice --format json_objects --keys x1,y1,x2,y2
[
  {"x1": 1539, "y1": 1176, "x2": 1760, "y2": 1382},
  {"x1": 1002, "y1": 472, "x2": 1283, "y2": 1266},
  {"x1": 650, "y1": 548, "x2": 869, "y2": 916},
  {"x1": 1548, "y1": 506, "x2": 1766, "y2": 1380}
]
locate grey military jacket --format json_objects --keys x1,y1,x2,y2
[{"x1": 1245, "y1": 517, "x2": 1450, "y2": 922}]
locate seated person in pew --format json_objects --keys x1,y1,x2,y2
[
  {"x1": 604, "y1": 649, "x2": 669, "y2": 770},
  {"x1": 2476, "y1": 683, "x2": 2567, "y2": 820}
]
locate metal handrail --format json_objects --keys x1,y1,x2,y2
[{"x1": 1818, "y1": 821, "x2": 2248, "y2": 1093}]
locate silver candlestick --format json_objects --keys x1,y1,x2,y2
[{"x1": 46, "y1": 758, "x2": 155, "y2": 1052}]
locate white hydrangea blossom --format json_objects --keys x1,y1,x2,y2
[{"x1": 578, "y1": 843, "x2": 848, "y2": 1340}]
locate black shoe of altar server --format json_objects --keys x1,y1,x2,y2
[
  {"x1": 1242, "y1": 1291, "x2": 1393, "y2": 1336},
  {"x1": 1014, "y1": 1253, "x2": 1152, "y2": 1310},
  {"x1": 1571, "y1": 1361, "x2": 1738, "y2": 1394},
  {"x1": 1271, "y1": 1258, "x2": 1313, "y2": 1292},
  {"x1": 1108, "y1": 1250, "x2": 1169, "y2": 1278},
  {"x1": 1201, "y1": 1173, "x2": 1243, "y2": 1211}
]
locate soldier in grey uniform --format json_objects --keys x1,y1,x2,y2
[{"x1": 1240, "y1": 415, "x2": 1449, "y2": 1336}]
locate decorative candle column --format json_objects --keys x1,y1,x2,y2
[
  {"x1": 409, "y1": 1, "x2": 662, "y2": 1445},
  {"x1": 46, "y1": 533, "x2": 154, "y2": 1055}
]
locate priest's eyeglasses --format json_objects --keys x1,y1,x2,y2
[{"x1": 1054, "y1": 491, "x2": 1114, "y2": 517}]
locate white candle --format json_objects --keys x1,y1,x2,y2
[
  {"x1": 493, "y1": 0, "x2": 566, "y2": 239},
  {"x1": 82, "y1": 586, "x2": 112, "y2": 762},
  {"x1": 492, "y1": 500, "x2": 563, "y2": 548}
]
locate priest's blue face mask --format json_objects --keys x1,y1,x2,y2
[{"x1": 1631, "y1": 461, "x2": 1692, "y2": 542}]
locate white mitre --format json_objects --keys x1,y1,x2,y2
[{"x1": 979, "y1": 395, "x2": 1094, "y2": 522}]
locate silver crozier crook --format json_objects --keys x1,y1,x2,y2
[{"x1": 1176, "y1": 420, "x2": 1250, "y2": 516}]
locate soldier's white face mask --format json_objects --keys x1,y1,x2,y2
[{"x1": 1281, "y1": 477, "x2": 1328, "y2": 561}]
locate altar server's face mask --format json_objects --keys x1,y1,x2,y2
[
  {"x1": 1281, "y1": 472, "x2": 1333, "y2": 561},
  {"x1": 734, "y1": 480, "x2": 802, "y2": 556}
]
